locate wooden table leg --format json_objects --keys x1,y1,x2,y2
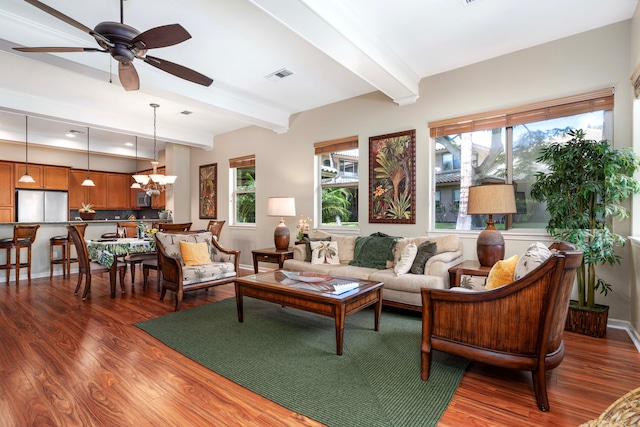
[
  {"x1": 252, "y1": 254, "x2": 259, "y2": 274},
  {"x1": 374, "y1": 289, "x2": 382, "y2": 331},
  {"x1": 109, "y1": 262, "x2": 117, "y2": 298},
  {"x1": 235, "y1": 284, "x2": 244, "y2": 322},
  {"x1": 335, "y1": 304, "x2": 346, "y2": 355}
]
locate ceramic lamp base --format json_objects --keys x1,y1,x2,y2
[
  {"x1": 274, "y1": 221, "x2": 290, "y2": 251},
  {"x1": 476, "y1": 228, "x2": 505, "y2": 267}
]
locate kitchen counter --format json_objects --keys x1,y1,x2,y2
[{"x1": 0, "y1": 220, "x2": 166, "y2": 284}]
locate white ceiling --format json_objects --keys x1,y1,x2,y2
[{"x1": 0, "y1": 0, "x2": 637, "y2": 159}]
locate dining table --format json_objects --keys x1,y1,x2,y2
[{"x1": 86, "y1": 237, "x2": 156, "y2": 297}]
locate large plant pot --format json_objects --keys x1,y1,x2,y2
[{"x1": 564, "y1": 301, "x2": 609, "y2": 338}]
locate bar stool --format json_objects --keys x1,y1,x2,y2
[
  {"x1": 0, "y1": 224, "x2": 40, "y2": 284},
  {"x1": 50, "y1": 223, "x2": 88, "y2": 279}
]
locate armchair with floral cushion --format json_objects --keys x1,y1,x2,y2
[{"x1": 155, "y1": 231, "x2": 240, "y2": 311}]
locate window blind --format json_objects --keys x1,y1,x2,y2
[
  {"x1": 429, "y1": 88, "x2": 614, "y2": 138},
  {"x1": 229, "y1": 155, "x2": 255, "y2": 168},
  {"x1": 314, "y1": 136, "x2": 358, "y2": 155}
]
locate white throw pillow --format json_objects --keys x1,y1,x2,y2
[
  {"x1": 310, "y1": 241, "x2": 340, "y2": 265},
  {"x1": 394, "y1": 243, "x2": 418, "y2": 276},
  {"x1": 514, "y1": 242, "x2": 553, "y2": 280}
]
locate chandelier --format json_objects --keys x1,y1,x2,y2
[{"x1": 131, "y1": 103, "x2": 177, "y2": 196}]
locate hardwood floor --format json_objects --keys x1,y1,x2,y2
[{"x1": 1, "y1": 270, "x2": 639, "y2": 426}]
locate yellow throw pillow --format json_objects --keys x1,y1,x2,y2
[
  {"x1": 180, "y1": 241, "x2": 211, "y2": 266},
  {"x1": 485, "y1": 255, "x2": 519, "y2": 290}
]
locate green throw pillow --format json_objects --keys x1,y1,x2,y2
[
  {"x1": 303, "y1": 236, "x2": 331, "y2": 262},
  {"x1": 410, "y1": 241, "x2": 437, "y2": 275}
]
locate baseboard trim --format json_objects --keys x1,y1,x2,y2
[{"x1": 608, "y1": 318, "x2": 640, "y2": 353}]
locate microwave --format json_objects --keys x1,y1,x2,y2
[{"x1": 137, "y1": 192, "x2": 151, "y2": 208}]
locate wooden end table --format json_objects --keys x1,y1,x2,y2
[
  {"x1": 252, "y1": 247, "x2": 294, "y2": 273},
  {"x1": 448, "y1": 260, "x2": 492, "y2": 287}
]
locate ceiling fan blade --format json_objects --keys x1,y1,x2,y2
[
  {"x1": 132, "y1": 24, "x2": 191, "y2": 50},
  {"x1": 143, "y1": 55, "x2": 213, "y2": 87},
  {"x1": 118, "y1": 61, "x2": 140, "y2": 91},
  {"x1": 14, "y1": 47, "x2": 104, "y2": 53},
  {"x1": 25, "y1": 0, "x2": 93, "y2": 34},
  {"x1": 24, "y1": 0, "x2": 112, "y2": 46}
]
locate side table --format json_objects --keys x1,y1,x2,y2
[
  {"x1": 448, "y1": 260, "x2": 492, "y2": 287},
  {"x1": 252, "y1": 247, "x2": 294, "y2": 273}
]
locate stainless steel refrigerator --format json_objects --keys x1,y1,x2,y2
[{"x1": 16, "y1": 189, "x2": 69, "y2": 222}]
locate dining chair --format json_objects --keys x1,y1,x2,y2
[
  {"x1": 0, "y1": 224, "x2": 40, "y2": 284},
  {"x1": 158, "y1": 222, "x2": 192, "y2": 232},
  {"x1": 117, "y1": 222, "x2": 139, "y2": 238},
  {"x1": 66, "y1": 224, "x2": 126, "y2": 300},
  {"x1": 206, "y1": 220, "x2": 225, "y2": 240}
]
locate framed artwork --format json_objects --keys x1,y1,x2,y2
[
  {"x1": 199, "y1": 163, "x2": 217, "y2": 219},
  {"x1": 369, "y1": 129, "x2": 416, "y2": 224}
]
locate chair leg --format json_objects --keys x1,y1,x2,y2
[
  {"x1": 174, "y1": 289, "x2": 183, "y2": 311},
  {"x1": 119, "y1": 268, "x2": 126, "y2": 293},
  {"x1": 130, "y1": 262, "x2": 137, "y2": 284},
  {"x1": 420, "y1": 349, "x2": 433, "y2": 381},
  {"x1": 74, "y1": 272, "x2": 83, "y2": 295},
  {"x1": 82, "y1": 274, "x2": 91, "y2": 300},
  {"x1": 532, "y1": 369, "x2": 550, "y2": 412},
  {"x1": 26, "y1": 246, "x2": 32, "y2": 282},
  {"x1": 15, "y1": 247, "x2": 21, "y2": 284}
]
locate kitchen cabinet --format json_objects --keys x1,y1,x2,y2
[
  {"x1": 107, "y1": 173, "x2": 131, "y2": 209},
  {"x1": 69, "y1": 170, "x2": 107, "y2": 209},
  {"x1": 0, "y1": 161, "x2": 14, "y2": 222},
  {"x1": 15, "y1": 164, "x2": 69, "y2": 190}
]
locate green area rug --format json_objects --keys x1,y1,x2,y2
[{"x1": 135, "y1": 298, "x2": 469, "y2": 427}]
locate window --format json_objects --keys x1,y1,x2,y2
[
  {"x1": 430, "y1": 88, "x2": 614, "y2": 230},
  {"x1": 315, "y1": 136, "x2": 359, "y2": 227},
  {"x1": 229, "y1": 155, "x2": 255, "y2": 224}
]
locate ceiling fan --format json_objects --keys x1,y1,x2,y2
[{"x1": 13, "y1": 0, "x2": 213, "y2": 91}]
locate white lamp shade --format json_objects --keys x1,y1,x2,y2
[
  {"x1": 133, "y1": 174, "x2": 150, "y2": 185},
  {"x1": 163, "y1": 175, "x2": 177, "y2": 184},
  {"x1": 130, "y1": 182, "x2": 142, "y2": 189},
  {"x1": 267, "y1": 197, "x2": 296, "y2": 217},
  {"x1": 81, "y1": 178, "x2": 96, "y2": 187}
]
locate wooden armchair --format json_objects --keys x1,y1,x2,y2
[
  {"x1": 155, "y1": 231, "x2": 240, "y2": 311},
  {"x1": 420, "y1": 241, "x2": 582, "y2": 412}
]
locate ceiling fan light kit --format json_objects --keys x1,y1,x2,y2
[{"x1": 16, "y1": 0, "x2": 213, "y2": 91}]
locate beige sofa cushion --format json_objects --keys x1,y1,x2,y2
[{"x1": 311, "y1": 230, "x2": 357, "y2": 264}]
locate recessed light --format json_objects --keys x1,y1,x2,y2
[{"x1": 125, "y1": 142, "x2": 133, "y2": 147}]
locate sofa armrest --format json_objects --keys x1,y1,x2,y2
[
  {"x1": 293, "y1": 244, "x2": 306, "y2": 261},
  {"x1": 210, "y1": 236, "x2": 240, "y2": 272},
  {"x1": 423, "y1": 250, "x2": 463, "y2": 286}
]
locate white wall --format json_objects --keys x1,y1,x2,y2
[{"x1": 192, "y1": 21, "x2": 637, "y2": 322}]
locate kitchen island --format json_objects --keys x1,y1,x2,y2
[{"x1": 0, "y1": 220, "x2": 164, "y2": 284}]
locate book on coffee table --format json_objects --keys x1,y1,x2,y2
[{"x1": 277, "y1": 271, "x2": 360, "y2": 295}]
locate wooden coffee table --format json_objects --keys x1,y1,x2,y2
[{"x1": 235, "y1": 271, "x2": 383, "y2": 355}]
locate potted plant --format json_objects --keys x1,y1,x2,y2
[
  {"x1": 531, "y1": 129, "x2": 640, "y2": 337},
  {"x1": 78, "y1": 202, "x2": 96, "y2": 220}
]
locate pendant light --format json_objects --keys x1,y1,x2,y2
[
  {"x1": 131, "y1": 103, "x2": 177, "y2": 195},
  {"x1": 18, "y1": 116, "x2": 36, "y2": 183},
  {"x1": 130, "y1": 136, "x2": 142, "y2": 189},
  {"x1": 81, "y1": 127, "x2": 95, "y2": 187}
]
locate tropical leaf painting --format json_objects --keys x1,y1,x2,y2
[
  {"x1": 369, "y1": 130, "x2": 416, "y2": 223},
  {"x1": 199, "y1": 163, "x2": 217, "y2": 219}
]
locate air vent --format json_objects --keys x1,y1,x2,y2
[
  {"x1": 462, "y1": 0, "x2": 482, "y2": 5},
  {"x1": 180, "y1": 110, "x2": 193, "y2": 115},
  {"x1": 265, "y1": 68, "x2": 294, "y2": 82},
  {"x1": 65, "y1": 129, "x2": 84, "y2": 137}
]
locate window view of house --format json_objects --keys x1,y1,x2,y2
[
  {"x1": 230, "y1": 155, "x2": 256, "y2": 224},
  {"x1": 319, "y1": 148, "x2": 359, "y2": 226},
  {"x1": 434, "y1": 110, "x2": 610, "y2": 230}
]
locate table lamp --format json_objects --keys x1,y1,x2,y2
[
  {"x1": 467, "y1": 184, "x2": 517, "y2": 267},
  {"x1": 267, "y1": 197, "x2": 296, "y2": 250}
]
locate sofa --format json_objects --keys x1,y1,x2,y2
[{"x1": 282, "y1": 230, "x2": 463, "y2": 310}]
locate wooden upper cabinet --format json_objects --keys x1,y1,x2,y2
[
  {"x1": 0, "y1": 161, "x2": 15, "y2": 222},
  {"x1": 15, "y1": 164, "x2": 69, "y2": 190},
  {"x1": 69, "y1": 170, "x2": 107, "y2": 209},
  {"x1": 107, "y1": 173, "x2": 130, "y2": 209}
]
